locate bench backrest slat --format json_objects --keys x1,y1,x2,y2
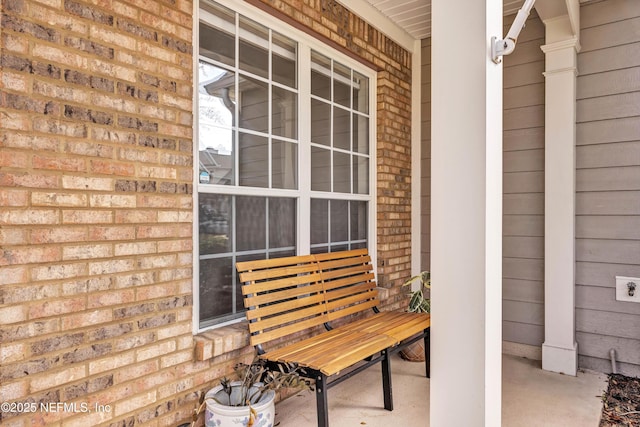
[{"x1": 236, "y1": 248, "x2": 380, "y2": 349}]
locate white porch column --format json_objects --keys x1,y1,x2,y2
[
  {"x1": 541, "y1": 16, "x2": 580, "y2": 376},
  {"x1": 431, "y1": 0, "x2": 503, "y2": 425}
]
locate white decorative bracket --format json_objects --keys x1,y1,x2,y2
[{"x1": 491, "y1": 0, "x2": 537, "y2": 64}]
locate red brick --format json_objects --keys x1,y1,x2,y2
[
  {"x1": 90, "y1": 159, "x2": 135, "y2": 176},
  {"x1": 0, "y1": 151, "x2": 29, "y2": 168},
  {"x1": 87, "y1": 289, "x2": 135, "y2": 309},
  {"x1": 0, "y1": 189, "x2": 29, "y2": 207},
  {"x1": 1, "y1": 246, "x2": 61, "y2": 266},
  {"x1": 62, "y1": 210, "x2": 113, "y2": 224},
  {"x1": 89, "y1": 226, "x2": 136, "y2": 241},
  {"x1": 32, "y1": 192, "x2": 88, "y2": 207},
  {"x1": 31, "y1": 263, "x2": 88, "y2": 281},
  {"x1": 31, "y1": 227, "x2": 87, "y2": 244}
]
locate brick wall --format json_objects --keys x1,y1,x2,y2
[{"x1": 0, "y1": 0, "x2": 413, "y2": 425}]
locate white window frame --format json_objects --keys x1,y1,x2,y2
[{"x1": 193, "y1": 0, "x2": 378, "y2": 333}]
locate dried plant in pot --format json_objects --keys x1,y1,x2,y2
[
  {"x1": 188, "y1": 357, "x2": 313, "y2": 427},
  {"x1": 399, "y1": 271, "x2": 431, "y2": 362}
]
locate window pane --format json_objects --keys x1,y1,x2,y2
[
  {"x1": 199, "y1": 257, "x2": 233, "y2": 321},
  {"x1": 311, "y1": 51, "x2": 331, "y2": 100},
  {"x1": 353, "y1": 113, "x2": 368, "y2": 154},
  {"x1": 199, "y1": 62, "x2": 235, "y2": 185},
  {"x1": 272, "y1": 32, "x2": 297, "y2": 88},
  {"x1": 199, "y1": 194, "x2": 232, "y2": 254},
  {"x1": 310, "y1": 198, "x2": 328, "y2": 245},
  {"x1": 350, "y1": 201, "x2": 367, "y2": 241},
  {"x1": 333, "y1": 151, "x2": 350, "y2": 193},
  {"x1": 239, "y1": 16, "x2": 268, "y2": 78},
  {"x1": 239, "y1": 133, "x2": 268, "y2": 187},
  {"x1": 238, "y1": 75, "x2": 268, "y2": 133},
  {"x1": 330, "y1": 199, "x2": 348, "y2": 242},
  {"x1": 311, "y1": 146, "x2": 331, "y2": 192},
  {"x1": 333, "y1": 61, "x2": 351, "y2": 108},
  {"x1": 236, "y1": 196, "x2": 266, "y2": 251},
  {"x1": 333, "y1": 106, "x2": 350, "y2": 151},
  {"x1": 269, "y1": 198, "x2": 296, "y2": 248},
  {"x1": 272, "y1": 86, "x2": 297, "y2": 139},
  {"x1": 353, "y1": 71, "x2": 369, "y2": 114},
  {"x1": 272, "y1": 140, "x2": 298, "y2": 190},
  {"x1": 311, "y1": 99, "x2": 330, "y2": 146},
  {"x1": 353, "y1": 155, "x2": 369, "y2": 194},
  {"x1": 199, "y1": 4, "x2": 235, "y2": 66}
]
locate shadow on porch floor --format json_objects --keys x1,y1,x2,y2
[{"x1": 274, "y1": 354, "x2": 608, "y2": 426}]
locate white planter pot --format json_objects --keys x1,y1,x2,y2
[{"x1": 205, "y1": 381, "x2": 275, "y2": 427}]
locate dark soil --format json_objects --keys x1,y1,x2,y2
[{"x1": 600, "y1": 374, "x2": 640, "y2": 426}]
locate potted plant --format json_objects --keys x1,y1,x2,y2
[
  {"x1": 188, "y1": 357, "x2": 313, "y2": 427},
  {"x1": 399, "y1": 271, "x2": 430, "y2": 362}
]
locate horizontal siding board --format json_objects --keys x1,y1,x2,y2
[
  {"x1": 504, "y1": 127, "x2": 544, "y2": 151},
  {"x1": 503, "y1": 258, "x2": 544, "y2": 281},
  {"x1": 504, "y1": 61, "x2": 545, "y2": 89},
  {"x1": 577, "y1": 331, "x2": 640, "y2": 366},
  {"x1": 503, "y1": 236, "x2": 544, "y2": 259},
  {"x1": 503, "y1": 150, "x2": 544, "y2": 173},
  {"x1": 577, "y1": 116, "x2": 640, "y2": 145},
  {"x1": 580, "y1": 16, "x2": 640, "y2": 53},
  {"x1": 504, "y1": 83, "x2": 545, "y2": 109},
  {"x1": 576, "y1": 166, "x2": 640, "y2": 191},
  {"x1": 577, "y1": 141, "x2": 640, "y2": 168},
  {"x1": 504, "y1": 39, "x2": 544, "y2": 67},
  {"x1": 578, "y1": 68, "x2": 640, "y2": 100},
  {"x1": 503, "y1": 320, "x2": 544, "y2": 346},
  {"x1": 503, "y1": 278, "x2": 544, "y2": 304},
  {"x1": 576, "y1": 238, "x2": 640, "y2": 265},
  {"x1": 504, "y1": 105, "x2": 545, "y2": 130},
  {"x1": 503, "y1": 300, "x2": 544, "y2": 326},
  {"x1": 576, "y1": 261, "x2": 640, "y2": 287},
  {"x1": 581, "y1": 0, "x2": 640, "y2": 29},
  {"x1": 576, "y1": 215, "x2": 640, "y2": 240},
  {"x1": 504, "y1": 193, "x2": 544, "y2": 214},
  {"x1": 577, "y1": 68, "x2": 640, "y2": 99},
  {"x1": 503, "y1": 214, "x2": 544, "y2": 237},
  {"x1": 577, "y1": 285, "x2": 640, "y2": 315},
  {"x1": 578, "y1": 42, "x2": 640, "y2": 75},
  {"x1": 504, "y1": 171, "x2": 544, "y2": 194},
  {"x1": 577, "y1": 308, "x2": 640, "y2": 340},
  {"x1": 577, "y1": 92, "x2": 640, "y2": 123},
  {"x1": 576, "y1": 191, "x2": 640, "y2": 215},
  {"x1": 579, "y1": 354, "x2": 640, "y2": 377}
]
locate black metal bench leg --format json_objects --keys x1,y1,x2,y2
[
  {"x1": 315, "y1": 372, "x2": 329, "y2": 427},
  {"x1": 382, "y1": 349, "x2": 393, "y2": 411},
  {"x1": 424, "y1": 329, "x2": 431, "y2": 378}
]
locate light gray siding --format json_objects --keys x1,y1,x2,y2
[
  {"x1": 502, "y1": 12, "x2": 546, "y2": 347},
  {"x1": 420, "y1": 38, "x2": 431, "y2": 272},
  {"x1": 576, "y1": 0, "x2": 640, "y2": 377}
]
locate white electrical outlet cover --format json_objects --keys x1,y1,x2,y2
[{"x1": 615, "y1": 276, "x2": 640, "y2": 303}]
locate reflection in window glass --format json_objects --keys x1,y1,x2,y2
[
  {"x1": 236, "y1": 196, "x2": 266, "y2": 251},
  {"x1": 311, "y1": 99, "x2": 331, "y2": 146},
  {"x1": 311, "y1": 146, "x2": 331, "y2": 192},
  {"x1": 333, "y1": 61, "x2": 351, "y2": 108},
  {"x1": 239, "y1": 16, "x2": 268, "y2": 78},
  {"x1": 272, "y1": 32, "x2": 297, "y2": 88},
  {"x1": 269, "y1": 198, "x2": 296, "y2": 248},
  {"x1": 333, "y1": 151, "x2": 350, "y2": 193},
  {"x1": 310, "y1": 199, "x2": 368, "y2": 253},
  {"x1": 353, "y1": 113, "x2": 369, "y2": 154},
  {"x1": 311, "y1": 51, "x2": 331, "y2": 100},
  {"x1": 333, "y1": 106, "x2": 350, "y2": 151},
  {"x1": 272, "y1": 140, "x2": 298, "y2": 190},
  {"x1": 238, "y1": 75, "x2": 268, "y2": 133},
  {"x1": 239, "y1": 133, "x2": 268, "y2": 188},
  {"x1": 353, "y1": 155, "x2": 369, "y2": 195},
  {"x1": 199, "y1": 193, "x2": 232, "y2": 254},
  {"x1": 272, "y1": 86, "x2": 297, "y2": 139},
  {"x1": 353, "y1": 70, "x2": 369, "y2": 114},
  {"x1": 200, "y1": 257, "x2": 233, "y2": 321},
  {"x1": 199, "y1": 2, "x2": 235, "y2": 66}
]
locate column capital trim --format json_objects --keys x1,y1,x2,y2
[
  {"x1": 541, "y1": 37, "x2": 581, "y2": 54},
  {"x1": 543, "y1": 67, "x2": 578, "y2": 77}
]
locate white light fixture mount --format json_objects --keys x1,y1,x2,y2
[{"x1": 491, "y1": 0, "x2": 537, "y2": 64}]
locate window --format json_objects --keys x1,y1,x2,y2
[{"x1": 196, "y1": 0, "x2": 375, "y2": 330}]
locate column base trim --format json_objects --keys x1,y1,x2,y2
[{"x1": 542, "y1": 342, "x2": 578, "y2": 376}]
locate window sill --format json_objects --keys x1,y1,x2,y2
[{"x1": 194, "y1": 321, "x2": 251, "y2": 361}]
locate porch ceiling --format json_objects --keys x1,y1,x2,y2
[{"x1": 361, "y1": 0, "x2": 593, "y2": 40}]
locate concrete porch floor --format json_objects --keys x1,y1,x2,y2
[{"x1": 275, "y1": 354, "x2": 608, "y2": 426}]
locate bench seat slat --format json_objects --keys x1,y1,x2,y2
[
  {"x1": 339, "y1": 311, "x2": 431, "y2": 344},
  {"x1": 262, "y1": 329, "x2": 395, "y2": 375}
]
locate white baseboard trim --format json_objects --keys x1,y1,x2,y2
[
  {"x1": 542, "y1": 342, "x2": 578, "y2": 376},
  {"x1": 502, "y1": 341, "x2": 542, "y2": 360}
]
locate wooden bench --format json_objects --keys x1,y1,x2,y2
[{"x1": 236, "y1": 248, "x2": 431, "y2": 427}]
